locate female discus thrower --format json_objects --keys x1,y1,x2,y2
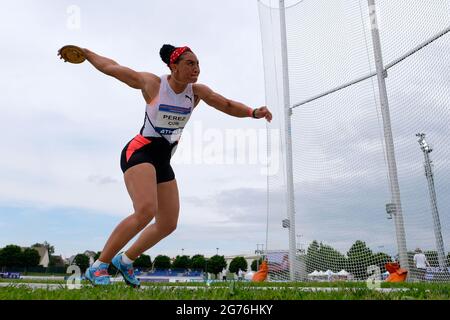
[{"x1": 58, "y1": 44, "x2": 272, "y2": 287}]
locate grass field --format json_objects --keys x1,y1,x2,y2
[{"x1": 1, "y1": 279, "x2": 450, "y2": 300}]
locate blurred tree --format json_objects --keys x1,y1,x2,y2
[
  {"x1": 73, "y1": 254, "x2": 89, "y2": 273},
  {"x1": 206, "y1": 255, "x2": 227, "y2": 277},
  {"x1": 153, "y1": 255, "x2": 171, "y2": 270},
  {"x1": 172, "y1": 255, "x2": 191, "y2": 270},
  {"x1": 134, "y1": 254, "x2": 152, "y2": 269},
  {"x1": 190, "y1": 254, "x2": 207, "y2": 271},
  {"x1": 229, "y1": 257, "x2": 248, "y2": 274}
]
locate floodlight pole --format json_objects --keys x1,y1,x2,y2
[
  {"x1": 416, "y1": 133, "x2": 446, "y2": 268},
  {"x1": 368, "y1": 0, "x2": 409, "y2": 272},
  {"x1": 279, "y1": 0, "x2": 298, "y2": 281}
]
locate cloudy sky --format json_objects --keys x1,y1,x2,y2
[
  {"x1": 0, "y1": 0, "x2": 274, "y2": 259},
  {"x1": 0, "y1": 0, "x2": 449, "y2": 263}
]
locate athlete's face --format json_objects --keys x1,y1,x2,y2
[{"x1": 172, "y1": 52, "x2": 200, "y2": 83}]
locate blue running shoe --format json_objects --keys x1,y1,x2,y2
[
  {"x1": 111, "y1": 253, "x2": 140, "y2": 288},
  {"x1": 85, "y1": 263, "x2": 111, "y2": 286}
]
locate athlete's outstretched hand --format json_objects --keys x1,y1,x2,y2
[
  {"x1": 254, "y1": 106, "x2": 273, "y2": 123},
  {"x1": 57, "y1": 45, "x2": 87, "y2": 64}
]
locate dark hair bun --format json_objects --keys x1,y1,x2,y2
[{"x1": 160, "y1": 44, "x2": 176, "y2": 65}]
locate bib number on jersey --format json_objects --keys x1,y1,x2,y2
[{"x1": 155, "y1": 104, "x2": 191, "y2": 138}]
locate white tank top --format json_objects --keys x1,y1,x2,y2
[{"x1": 140, "y1": 75, "x2": 194, "y2": 144}]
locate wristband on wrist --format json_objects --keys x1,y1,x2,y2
[{"x1": 252, "y1": 108, "x2": 258, "y2": 119}]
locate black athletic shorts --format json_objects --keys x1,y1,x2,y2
[{"x1": 120, "y1": 134, "x2": 178, "y2": 184}]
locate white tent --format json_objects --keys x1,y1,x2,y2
[
  {"x1": 334, "y1": 269, "x2": 353, "y2": 280},
  {"x1": 244, "y1": 271, "x2": 255, "y2": 281},
  {"x1": 337, "y1": 270, "x2": 349, "y2": 276}
]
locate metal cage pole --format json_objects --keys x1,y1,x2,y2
[
  {"x1": 279, "y1": 0, "x2": 298, "y2": 281},
  {"x1": 368, "y1": 0, "x2": 409, "y2": 272}
]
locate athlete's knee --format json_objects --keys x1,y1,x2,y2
[{"x1": 134, "y1": 201, "x2": 157, "y2": 223}]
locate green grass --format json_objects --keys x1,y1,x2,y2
[
  {"x1": 1, "y1": 281, "x2": 449, "y2": 300},
  {"x1": 0, "y1": 279, "x2": 382, "y2": 287}
]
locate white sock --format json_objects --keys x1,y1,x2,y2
[
  {"x1": 92, "y1": 260, "x2": 107, "y2": 268},
  {"x1": 121, "y1": 253, "x2": 134, "y2": 265}
]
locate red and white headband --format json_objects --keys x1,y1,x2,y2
[{"x1": 170, "y1": 46, "x2": 192, "y2": 64}]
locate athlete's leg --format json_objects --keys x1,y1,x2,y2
[
  {"x1": 125, "y1": 179, "x2": 180, "y2": 260},
  {"x1": 98, "y1": 163, "x2": 158, "y2": 263}
]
